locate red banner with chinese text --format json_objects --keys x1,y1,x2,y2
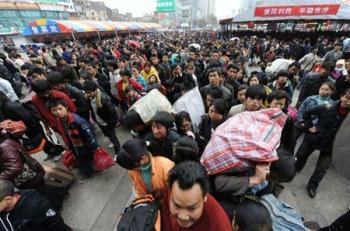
[{"x1": 254, "y1": 4, "x2": 340, "y2": 17}]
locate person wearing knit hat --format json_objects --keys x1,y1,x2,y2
[
  {"x1": 144, "y1": 111, "x2": 180, "y2": 161},
  {"x1": 116, "y1": 138, "x2": 175, "y2": 230}
]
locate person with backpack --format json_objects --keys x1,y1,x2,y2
[{"x1": 117, "y1": 138, "x2": 175, "y2": 231}]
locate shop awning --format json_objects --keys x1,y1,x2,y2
[
  {"x1": 232, "y1": 0, "x2": 350, "y2": 22},
  {"x1": 23, "y1": 19, "x2": 162, "y2": 36}
]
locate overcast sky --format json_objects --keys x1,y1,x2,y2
[{"x1": 103, "y1": 0, "x2": 242, "y2": 18}]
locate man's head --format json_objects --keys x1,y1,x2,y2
[
  {"x1": 117, "y1": 139, "x2": 150, "y2": 170},
  {"x1": 276, "y1": 70, "x2": 289, "y2": 86},
  {"x1": 267, "y1": 90, "x2": 289, "y2": 111},
  {"x1": 83, "y1": 80, "x2": 98, "y2": 99},
  {"x1": 125, "y1": 109, "x2": 145, "y2": 132},
  {"x1": 120, "y1": 69, "x2": 132, "y2": 83},
  {"x1": 340, "y1": 88, "x2": 350, "y2": 109},
  {"x1": 151, "y1": 111, "x2": 174, "y2": 139},
  {"x1": 162, "y1": 54, "x2": 169, "y2": 63},
  {"x1": 334, "y1": 42, "x2": 342, "y2": 51},
  {"x1": 31, "y1": 80, "x2": 52, "y2": 99},
  {"x1": 320, "y1": 62, "x2": 334, "y2": 78},
  {"x1": 227, "y1": 64, "x2": 239, "y2": 80},
  {"x1": 208, "y1": 68, "x2": 221, "y2": 87},
  {"x1": 47, "y1": 98, "x2": 68, "y2": 119},
  {"x1": 29, "y1": 67, "x2": 46, "y2": 80},
  {"x1": 245, "y1": 86, "x2": 266, "y2": 111},
  {"x1": 236, "y1": 84, "x2": 248, "y2": 104},
  {"x1": 0, "y1": 180, "x2": 15, "y2": 212},
  {"x1": 86, "y1": 63, "x2": 97, "y2": 76},
  {"x1": 168, "y1": 161, "x2": 210, "y2": 228},
  {"x1": 46, "y1": 71, "x2": 66, "y2": 91},
  {"x1": 151, "y1": 56, "x2": 159, "y2": 65},
  {"x1": 211, "y1": 50, "x2": 220, "y2": 61},
  {"x1": 106, "y1": 60, "x2": 118, "y2": 72},
  {"x1": 287, "y1": 62, "x2": 301, "y2": 75},
  {"x1": 206, "y1": 87, "x2": 223, "y2": 108},
  {"x1": 118, "y1": 58, "x2": 127, "y2": 70}
]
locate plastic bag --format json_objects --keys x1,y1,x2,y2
[
  {"x1": 93, "y1": 147, "x2": 115, "y2": 171},
  {"x1": 62, "y1": 150, "x2": 76, "y2": 169}
]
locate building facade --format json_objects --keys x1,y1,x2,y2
[{"x1": 0, "y1": 1, "x2": 69, "y2": 35}]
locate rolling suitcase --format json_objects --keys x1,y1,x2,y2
[{"x1": 42, "y1": 162, "x2": 74, "y2": 188}]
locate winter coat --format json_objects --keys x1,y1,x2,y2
[
  {"x1": 62, "y1": 84, "x2": 90, "y2": 115},
  {"x1": 0, "y1": 189, "x2": 71, "y2": 231},
  {"x1": 0, "y1": 138, "x2": 45, "y2": 189},
  {"x1": 268, "y1": 81, "x2": 294, "y2": 99},
  {"x1": 128, "y1": 155, "x2": 174, "y2": 200},
  {"x1": 299, "y1": 52, "x2": 319, "y2": 72},
  {"x1": 32, "y1": 90, "x2": 77, "y2": 132},
  {"x1": 0, "y1": 139, "x2": 23, "y2": 181},
  {"x1": 56, "y1": 112, "x2": 98, "y2": 157},
  {"x1": 0, "y1": 78, "x2": 18, "y2": 101},
  {"x1": 89, "y1": 89, "x2": 118, "y2": 126},
  {"x1": 145, "y1": 130, "x2": 181, "y2": 161},
  {"x1": 141, "y1": 67, "x2": 160, "y2": 83},
  {"x1": 303, "y1": 101, "x2": 349, "y2": 148},
  {"x1": 297, "y1": 73, "x2": 332, "y2": 108},
  {"x1": 116, "y1": 78, "x2": 144, "y2": 101},
  {"x1": 335, "y1": 75, "x2": 350, "y2": 99},
  {"x1": 297, "y1": 95, "x2": 335, "y2": 124}
]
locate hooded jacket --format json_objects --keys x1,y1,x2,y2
[{"x1": 0, "y1": 189, "x2": 71, "y2": 231}]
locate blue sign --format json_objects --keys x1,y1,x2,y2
[{"x1": 29, "y1": 24, "x2": 60, "y2": 35}]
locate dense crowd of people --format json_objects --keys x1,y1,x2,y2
[{"x1": 0, "y1": 31, "x2": 350, "y2": 230}]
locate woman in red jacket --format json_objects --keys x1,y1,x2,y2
[{"x1": 116, "y1": 69, "x2": 144, "y2": 110}]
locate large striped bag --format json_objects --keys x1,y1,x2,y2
[{"x1": 200, "y1": 108, "x2": 287, "y2": 175}]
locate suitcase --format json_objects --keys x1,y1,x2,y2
[{"x1": 42, "y1": 162, "x2": 75, "y2": 188}]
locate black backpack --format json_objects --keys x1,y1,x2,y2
[{"x1": 117, "y1": 196, "x2": 159, "y2": 231}]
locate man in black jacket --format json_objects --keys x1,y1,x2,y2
[
  {"x1": 47, "y1": 71, "x2": 90, "y2": 121},
  {"x1": 295, "y1": 88, "x2": 350, "y2": 198},
  {"x1": 0, "y1": 180, "x2": 71, "y2": 231},
  {"x1": 84, "y1": 80, "x2": 120, "y2": 155}
]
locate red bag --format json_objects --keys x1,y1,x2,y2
[
  {"x1": 93, "y1": 147, "x2": 115, "y2": 171},
  {"x1": 62, "y1": 150, "x2": 76, "y2": 169},
  {"x1": 0, "y1": 120, "x2": 26, "y2": 137}
]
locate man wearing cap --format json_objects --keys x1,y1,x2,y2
[
  {"x1": 144, "y1": 111, "x2": 181, "y2": 161},
  {"x1": 117, "y1": 139, "x2": 175, "y2": 231},
  {"x1": 0, "y1": 180, "x2": 71, "y2": 230}
]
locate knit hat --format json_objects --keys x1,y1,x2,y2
[
  {"x1": 152, "y1": 111, "x2": 175, "y2": 128},
  {"x1": 116, "y1": 139, "x2": 148, "y2": 170}
]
